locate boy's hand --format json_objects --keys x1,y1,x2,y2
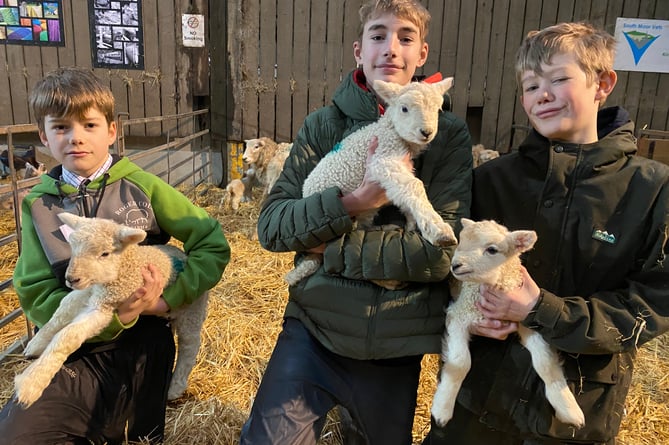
[
  {"x1": 476, "y1": 266, "x2": 540, "y2": 322},
  {"x1": 470, "y1": 318, "x2": 518, "y2": 340},
  {"x1": 116, "y1": 264, "x2": 168, "y2": 324},
  {"x1": 471, "y1": 267, "x2": 541, "y2": 340}
]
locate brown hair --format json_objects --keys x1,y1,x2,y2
[
  {"x1": 29, "y1": 66, "x2": 115, "y2": 132},
  {"x1": 515, "y1": 22, "x2": 616, "y2": 87},
  {"x1": 358, "y1": 0, "x2": 431, "y2": 42}
]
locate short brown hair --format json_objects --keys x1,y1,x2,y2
[
  {"x1": 358, "y1": 0, "x2": 431, "y2": 42},
  {"x1": 30, "y1": 66, "x2": 115, "y2": 132},
  {"x1": 515, "y1": 22, "x2": 616, "y2": 87}
]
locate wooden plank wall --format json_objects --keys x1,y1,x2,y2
[
  {"x1": 226, "y1": 0, "x2": 364, "y2": 144},
  {"x1": 1, "y1": 0, "x2": 667, "y2": 152},
  {"x1": 227, "y1": 0, "x2": 669, "y2": 152},
  {"x1": 0, "y1": 0, "x2": 196, "y2": 139}
]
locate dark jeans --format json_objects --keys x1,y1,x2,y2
[
  {"x1": 421, "y1": 401, "x2": 614, "y2": 445},
  {"x1": 0, "y1": 316, "x2": 175, "y2": 445},
  {"x1": 240, "y1": 317, "x2": 422, "y2": 445}
]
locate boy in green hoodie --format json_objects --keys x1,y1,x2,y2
[{"x1": 0, "y1": 66, "x2": 230, "y2": 444}]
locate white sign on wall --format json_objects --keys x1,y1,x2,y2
[
  {"x1": 182, "y1": 14, "x2": 205, "y2": 48},
  {"x1": 613, "y1": 18, "x2": 669, "y2": 73}
]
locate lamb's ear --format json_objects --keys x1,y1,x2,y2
[
  {"x1": 373, "y1": 79, "x2": 402, "y2": 103},
  {"x1": 434, "y1": 77, "x2": 454, "y2": 95},
  {"x1": 57, "y1": 212, "x2": 84, "y2": 229},
  {"x1": 460, "y1": 217, "x2": 475, "y2": 228},
  {"x1": 511, "y1": 230, "x2": 537, "y2": 253},
  {"x1": 117, "y1": 226, "x2": 147, "y2": 247}
]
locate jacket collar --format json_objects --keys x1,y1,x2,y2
[{"x1": 518, "y1": 106, "x2": 637, "y2": 171}]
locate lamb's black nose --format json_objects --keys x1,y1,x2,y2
[
  {"x1": 421, "y1": 129, "x2": 432, "y2": 138},
  {"x1": 451, "y1": 263, "x2": 462, "y2": 273}
]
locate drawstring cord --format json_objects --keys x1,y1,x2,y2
[
  {"x1": 78, "y1": 179, "x2": 91, "y2": 217},
  {"x1": 57, "y1": 173, "x2": 110, "y2": 218},
  {"x1": 90, "y1": 173, "x2": 110, "y2": 217}
]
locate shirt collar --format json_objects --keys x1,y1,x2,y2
[{"x1": 61, "y1": 154, "x2": 113, "y2": 188}]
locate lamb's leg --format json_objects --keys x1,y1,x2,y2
[
  {"x1": 284, "y1": 253, "x2": 323, "y2": 286},
  {"x1": 23, "y1": 289, "x2": 91, "y2": 357},
  {"x1": 241, "y1": 169, "x2": 255, "y2": 202},
  {"x1": 15, "y1": 308, "x2": 114, "y2": 408},
  {"x1": 371, "y1": 159, "x2": 456, "y2": 247},
  {"x1": 168, "y1": 292, "x2": 209, "y2": 400},
  {"x1": 431, "y1": 310, "x2": 472, "y2": 426},
  {"x1": 518, "y1": 326, "x2": 585, "y2": 428}
]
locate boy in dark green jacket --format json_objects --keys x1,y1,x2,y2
[
  {"x1": 424, "y1": 22, "x2": 669, "y2": 445},
  {"x1": 240, "y1": 1, "x2": 472, "y2": 444},
  {"x1": 0, "y1": 67, "x2": 230, "y2": 444}
]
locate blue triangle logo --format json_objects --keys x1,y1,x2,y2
[{"x1": 622, "y1": 31, "x2": 660, "y2": 65}]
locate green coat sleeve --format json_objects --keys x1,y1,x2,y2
[{"x1": 13, "y1": 195, "x2": 70, "y2": 328}]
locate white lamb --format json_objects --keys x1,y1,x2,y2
[
  {"x1": 241, "y1": 137, "x2": 291, "y2": 201},
  {"x1": 14, "y1": 213, "x2": 208, "y2": 408},
  {"x1": 471, "y1": 144, "x2": 500, "y2": 167},
  {"x1": 222, "y1": 178, "x2": 246, "y2": 213},
  {"x1": 430, "y1": 218, "x2": 585, "y2": 428},
  {"x1": 284, "y1": 78, "x2": 457, "y2": 287}
]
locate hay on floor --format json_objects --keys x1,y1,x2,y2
[{"x1": 0, "y1": 183, "x2": 667, "y2": 444}]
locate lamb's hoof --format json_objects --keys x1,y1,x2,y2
[
  {"x1": 430, "y1": 405, "x2": 453, "y2": 428},
  {"x1": 427, "y1": 223, "x2": 457, "y2": 248},
  {"x1": 23, "y1": 339, "x2": 44, "y2": 358},
  {"x1": 14, "y1": 372, "x2": 44, "y2": 409},
  {"x1": 435, "y1": 234, "x2": 457, "y2": 248},
  {"x1": 555, "y1": 406, "x2": 585, "y2": 429},
  {"x1": 284, "y1": 270, "x2": 300, "y2": 286},
  {"x1": 167, "y1": 384, "x2": 186, "y2": 401}
]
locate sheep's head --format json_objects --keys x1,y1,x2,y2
[
  {"x1": 242, "y1": 137, "x2": 274, "y2": 164},
  {"x1": 450, "y1": 218, "x2": 536, "y2": 285},
  {"x1": 58, "y1": 213, "x2": 147, "y2": 290},
  {"x1": 472, "y1": 144, "x2": 500, "y2": 167},
  {"x1": 373, "y1": 77, "x2": 454, "y2": 154}
]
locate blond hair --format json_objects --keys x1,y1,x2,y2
[
  {"x1": 515, "y1": 22, "x2": 616, "y2": 87},
  {"x1": 358, "y1": 0, "x2": 431, "y2": 42},
  {"x1": 30, "y1": 66, "x2": 115, "y2": 132}
]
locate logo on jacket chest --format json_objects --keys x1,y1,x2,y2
[
  {"x1": 113, "y1": 200, "x2": 153, "y2": 229},
  {"x1": 592, "y1": 229, "x2": 616, "y2": 244}
]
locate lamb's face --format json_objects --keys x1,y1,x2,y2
[
  {"x1": 61, "y1": 217, "x2": 146, "y2": 290},
  {"x1": 386, "y1": 87, "x2": 444, "y2": 153},
  {"x1": 450, "y1": 219, "x2": 537, "y2": 285},
  {"x1": 242, "y1": 138, "x2": 266, "y2": 164},
  {"x1": 65, "y1": 230, "x2": 124, "y2": 290},
  {"x1": 450, "y1": 221, "x2": 513, "y2": 285}
]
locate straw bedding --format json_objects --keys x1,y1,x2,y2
[{"x1": 0, "y1": 184, "x2": 666, "y2": 444}]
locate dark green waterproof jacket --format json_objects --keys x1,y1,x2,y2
[
  {"x1": 257, "y1": 70, "x2": 473, "y2": 360},
  {"x1": 467, "y1": 107, "x2": 669, "y2": 441}
]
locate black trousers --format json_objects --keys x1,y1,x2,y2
[
  {"x1": 0, "y1": 316, "x2": 175, "y2": 445},
  {"x1": 240, "y1": 317, "x2": 422, "y2": 445}
]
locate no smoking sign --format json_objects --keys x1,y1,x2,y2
[{"x1": 182, "y1": 14, "x2": 205, "y2": 47}]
